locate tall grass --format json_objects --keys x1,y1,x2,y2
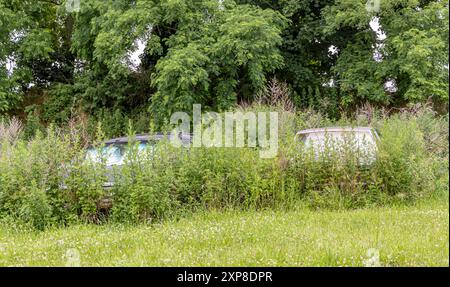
[{"x1": 0, "y1": 104, "x2": 447, "y2": 229}]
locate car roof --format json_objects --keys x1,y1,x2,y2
[
  {"x1": 103, "y1": 133, "x2": 192, "y2": 145},
  {"x1": 296, "y1": 127, "x2": 374, "y2": 136}
]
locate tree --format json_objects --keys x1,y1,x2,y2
[
  {"x1": 237, "y1": 0, "x2": 449, "y2": 109},
  {"x1": 323, "y1": 0, "x2": 449, "y2": 107},
  {"x1": 150, "y1": 2, "x2": 287, "y2": 119},
  {"x1": 236, "y1": 1, "x2": 355, "y2": 103},
  {"x1": 68, "y1": 0, "x2": 287, "y2": 122},
  {"x1": 0, "y1": 0, "x2": 75, "y2": 112}
]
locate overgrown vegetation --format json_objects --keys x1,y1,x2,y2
[
  {"x1": 0, "y1": 1, "x2": 448, "y2": 269},
  {"x1": 0, "y1": 0, "x2": 448, "y2": 233},
  {"x1": 0, "y1": 102, "x2": 447, "y2": 230}
]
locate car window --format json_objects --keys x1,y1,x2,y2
[
  {"x1": 124, "y1": 142, "x2": 155, "y2": 158},
  {"x1": 86, "y1": 145, "x2": 124, "y2": 165},
  {"x1": 302, "y1": 131, "x2": 376, "y2": 154},
  {"x1": 86, "y1": 142, "x2": 158, "y2": 166}
]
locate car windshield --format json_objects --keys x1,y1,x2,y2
[{"x1": 86, "y1": 142, "x2": 153, "y2": 165}]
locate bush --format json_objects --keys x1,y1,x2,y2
[
  {"x1": 374, "y1": 117, "x2": 435, "y2": 200},
  {"x1": 109, "y1": 140, "x2": 181, "y2": 223},
  {"x1": 0, "y1": 124, "x2": 105, "y2": 227},
  {"x1": 16, "y1": 182, "x2": 52, "y2": 231}
]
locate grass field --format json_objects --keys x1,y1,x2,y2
[{"x1": 0, "y1": 197, "x2": 448, "y2": 267}]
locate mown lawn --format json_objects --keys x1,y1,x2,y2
[{"x1": 0, "y1": 198, "x2": 448, "y2": 267}]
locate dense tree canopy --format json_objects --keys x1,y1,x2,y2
[
  {"x1": 0, "y1": 0, "x2": 448, "y2": 126},
  {"x1": 324, "y1": 0, "x2": 449, "y2": 106}
]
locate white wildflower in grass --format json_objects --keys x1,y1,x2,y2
[
  {"x1": 363, "y1": 248, "x2": 381, "y2": 267},
  {"x1": 64, "y1": 248, "x2": 81, "y2": 267}
]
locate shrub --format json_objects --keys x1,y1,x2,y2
[
  {"x1": 109, "y1": 140, "x2": 181, "y2": 223},
  {"x1": 374, "y1": 117, "x2": 435, "y2": 201},
  {"x1": 16, "y1": 182, "x2": 52, "y2": 231},
  {"x1": 22, "y1": 108, "x2": 45, "y2": 140}
]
